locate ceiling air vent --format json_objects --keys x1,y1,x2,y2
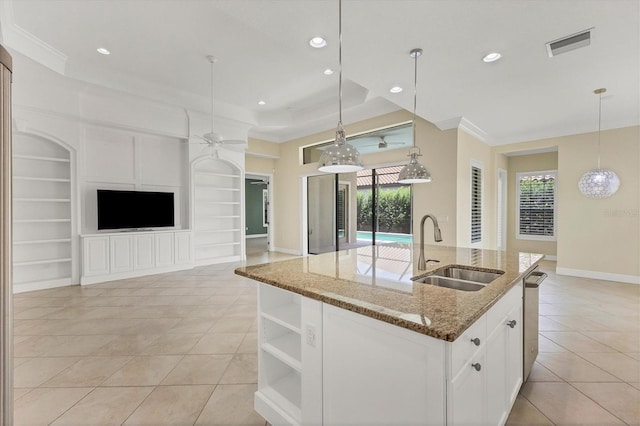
[{"x1": 546, "y1": 28, "x2": 593, "y2": 58}]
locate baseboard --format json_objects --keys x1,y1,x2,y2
[
  {"x1": 81, "y1": 263, "x2": 194, "y2": 285},
  {"x1": 14, "y1": 278, "x2": 73, "y2": 294},
  {"x1": 271, "y1": 246, "x2": 302, "y2": 256},
  {"x1": 556, "y1": 267, "x2": 640, "y2": 285},
  {"x1": 544, "y1": 255, "x2": 557, "y2": 261},
  {"x1": 246, "y1": 234, "x2": 268, "y2": 239}
]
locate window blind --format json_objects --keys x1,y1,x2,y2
[
  {"x1": 471, "y1": 165, "x2": 482, "y2": 243},
  {"x1": 518, "y1": 173, "x2": 556, "y2": 237}
]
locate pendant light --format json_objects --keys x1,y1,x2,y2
[
  {"x1": 318, "y1": 0, "x2": 364, "y2": 173},
  {"x1": 578, "y1": 88, "x2": 620, "y2": 198},
  {"x1": 398, "y1": 48, "x2": 431, "y2": 184}
]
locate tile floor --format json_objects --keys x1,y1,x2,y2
[{"x1": 12, "y1": 258, "x2": 640, "y2": 425}]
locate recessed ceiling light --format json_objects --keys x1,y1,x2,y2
[
  {"x1": 323, "y1": 68, "x2": 334, "y2": 75},
  {"x1": 389, "y1": 86, "x2": 403, "y2": 93},
  {"x1": 96, "y1": 47, "x2": 111, "y2": 55},
  {"x1": 257, "y1": 100, "x2": 266, "y2": 106},
  {"x1": 482, "y1": 52, "x2": 502, "y2": 63},
  {"x1": 309, "y1": 37, "x2": 327, "y2": 48}
]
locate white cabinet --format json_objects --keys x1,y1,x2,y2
[
  {"x1": 109, "y1": 235, "x2": 133, "y2": 273},
  {"x1": 155, "y1": 232, "x2": 174, "y2": 267},
  {"x1": 82, "y1": 236, "x2": 109, "y2": 277},
  {"x1": 256, "y1": 282, "x2": 524, "y2": 426},
  {"x1": 174, "y1": 231, "x2": 192, "y2": 265},
  {"x1": 81, "y1": 230, "x2": 193, "y2": 284},
  {"x1": 133, "y1": 234, "x2": 155, "y2": 270},
  {"x1": 448, "y1": 282, "x2": 523, "y2": 426}
]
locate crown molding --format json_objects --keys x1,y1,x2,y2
[{"x1": 0, "y1": 0, "x2": 67, "y2": 74}]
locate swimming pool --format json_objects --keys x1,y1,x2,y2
[{"x1": 356, "y1": 231, "x2": 413, "y2": 244}]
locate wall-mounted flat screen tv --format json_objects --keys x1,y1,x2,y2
[{"x1": 97, "y1": 189, "x2": 175, "y2": 230}]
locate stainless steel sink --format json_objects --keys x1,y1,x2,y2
[
  {"x1": 414, "y1": 275, "x2": 485, "y2": 291},
  {"x1": 412, "y1": 265, "x2": 505, "y2": 291},
  {"x1": 431, "y1": 266, "x2": 504, "y2": 284}
]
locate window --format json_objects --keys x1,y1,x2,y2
[
  {"x1": 471, "y1": 162, "x2": 482, "y2": 244},
  {"x1": 517, "y1": 171, "x2": 557, "y2": 241}
]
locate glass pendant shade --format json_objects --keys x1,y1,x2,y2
[
  {"x1": 318, "y1": 127, "x2": 363, "y2": 173},
  {"x1": 578, "y1": 169, "x2": 620, "y2": 198},
  {"x1": 577, "y1": 88, "x2": 621, "y2": 199},
  {"x1": 398, "y1": 150, "x2": 431, "y2": 183}
]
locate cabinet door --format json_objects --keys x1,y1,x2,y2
[
  {"x1": 83, "y1": 236, "x2": 110, "y2": 276},
  {"x1": 174, "y1": 232, "x2": 192, "y2": 265},
  {"x1": 506, "y1": 303, "x2": 523, "y2": 406},
  {"x1": 133, "y1": 234, "x2": 155, "y2": 270},
  {"x1": 486, "y1": 317, "x2": 509, "y2": 425},
  {"x1": 449, "y1": 351, "x2": 486, "y2": 426},
  {"x1": 155, "y1": 233, "x2": 174, "y2": 267},
  {"x1": 110, "y1": 235, "x2": 133, "y2": 273}
]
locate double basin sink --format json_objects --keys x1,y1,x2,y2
[{"x1": 413, "y1": 265, "x2": 504, "y2": 291}]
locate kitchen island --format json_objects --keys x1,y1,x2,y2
[{"x1": 235, "y1": 243, "x2": 543, "y2": 426}]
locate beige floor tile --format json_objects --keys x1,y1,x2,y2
[
  {"x1": 124, "y1": 385, "x2": 214, "y2": 425},
  {"x1": 545, "y1": 315, "x2": 612, "y2": 331},
  {"x1": 169, "y1": 318, "x2": 218, "y2": 334},
  {"x1": 195, "y1": 384, "x2": 265, "y2": 425},
  {"x1": 536, "y1": 352, "x2": 620, "y2": 382},
  {"x1": 101, "y1": 355, "x2": 183, "y2": 386},
  {"x1": 541, "y1": 331, "x2": 617, "y2": 353},
  {"x1": 538, "y1": 316, "x2": 573, "y2": 331},
  {"x1": 521, "y1": 382, "x2": 625, "y2": 425},
  {"x1": 13, "y1": 307, "x2": 64, "y2": 320},
  {"x1": 13, "y1": 357, "x2": 30, "y2": 368},
  {"x1": 219, "y1": 353, "x2": 258, "y2": 384},
  {"x1": 43, "y1": 356, "x2": 133, "y2": 387},
  {"x1": 538, "y1": 334, "x2": 567, "y2": 352},
  {"x1": 189, "y1": 333, "x2": 245, "y2": 354},
  {"x1": 209, "y1": 316, "x2": 254, "y2": 333},
  {"x1": 505, "y1": 395, "x2": 554, "y2": 425},
  {"x1": 590, "y1": 315, "x2": 640, "y2": 332},
  {"x1": 139, "y1": 334, "x2": 202, "y2": 355},
  {"x1": 50, "y1": 387, "x2": 154, "y2": 425},
  {"x1": 237, "y1": 333, "x2": 258, "y2": 354},
  {"x1": 13, "y1": 388, "x2": 33, "y2": 401},
  {"x1": 578, "y1": 352, "x2": 640, "y2": 382},
  {"x1": 92, "y1": 334, "x2": 161, "y2": 356},
  {"x1": 14, "y1": 357, "x2": 80, "y2": 388},
  {"x1": 628, "y1": 352, "x2": 640, "y2": 361},
  {"x1": 539, "y1": 303, "x2": 604, "y2": 316},
  {"x1": 527, "y1": 361, "x2": 563, "y2": 382},
  {"x1": 14, "y1": 387, "x2": 93, "y2": 426},
  {"x1": 629, "y1": 382, "x2": 640, "y2": 390},
  {"x1": 572, "y1": 382, "x2": 640, "y2": 426},
  {"x1": 581, "y1": 331, "x2": 640, "y2": 353},
  {"x1": 161, "y1": 354, "x2": 233, "y2": 385}
]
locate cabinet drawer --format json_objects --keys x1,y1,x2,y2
[
  {"x1": 451, "y1": 314, "x2": 486, "y2": 375},
  {"x1": 486, "y1": 282, "x2": 522, "y2": 332}
]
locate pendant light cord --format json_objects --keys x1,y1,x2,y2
[
  {"x1": 597, "y1": 89, "x2": 602, "y2": 169},
  {"x1": 412, "y1": 50, "x2": 418, "y2": 149},
  {"x1": 338, "y1": 0, "x2": 343, "y2": 133}
]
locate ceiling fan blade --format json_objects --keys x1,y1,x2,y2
[{"x1": 221, "y1": 139, "x2": 246, "y2": 145}]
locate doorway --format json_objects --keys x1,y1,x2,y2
[{"x1": 245, "y1": 174, "x2": 271, "y2": 258}]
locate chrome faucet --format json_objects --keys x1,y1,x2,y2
[{"x1": 418, "y1": 214, "x2": 443, "y2": 270}]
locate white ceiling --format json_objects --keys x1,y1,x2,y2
[{"x1": 1, "y1": 0, "x2": 638, "y2": 145}]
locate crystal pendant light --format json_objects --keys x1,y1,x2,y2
[
  {"x1": 398, "y1": 48, "x2": 431, "y2": 184},
  {"x1": 578, "y1": 88, "x2": 620, "y2": 198},
  {"x1": 318, "y1": 0, "x2": 363, "y2": 173}
]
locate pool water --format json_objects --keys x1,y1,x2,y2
[{"x1": 356, "y1": 231, "x2": 413, "y2": 244}]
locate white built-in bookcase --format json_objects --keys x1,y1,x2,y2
[
  {"x1": 12, "y1": 133, "x2": 74, "y2": 291},
  {"x1": 192, "y1": 157, "x2": 243, "y2": 265}
]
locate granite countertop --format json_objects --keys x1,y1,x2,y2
[{"x1": 235, "y1": 243, "x2": 543, "y2": 342}]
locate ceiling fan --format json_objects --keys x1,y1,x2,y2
[
  {"x1": 377, "y1": 137, "x2": 405, "y2": 149},
  {"x1": 189, "y1": 55, "x2": 246, "y2": 156}
]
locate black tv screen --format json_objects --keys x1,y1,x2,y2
[{"x1": 97, "y1": 189, "x2": 175, "y2": 230}]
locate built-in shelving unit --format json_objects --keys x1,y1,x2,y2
[
  {"x1": 257, "y1": 284, "x2": 303, "y2": 425},
  {"x1": 12, "y1": 135, "x2": 73, "y2": 291},
  {"x1": 192, "y1": 158, "x2": 243, "y2": 265}
]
